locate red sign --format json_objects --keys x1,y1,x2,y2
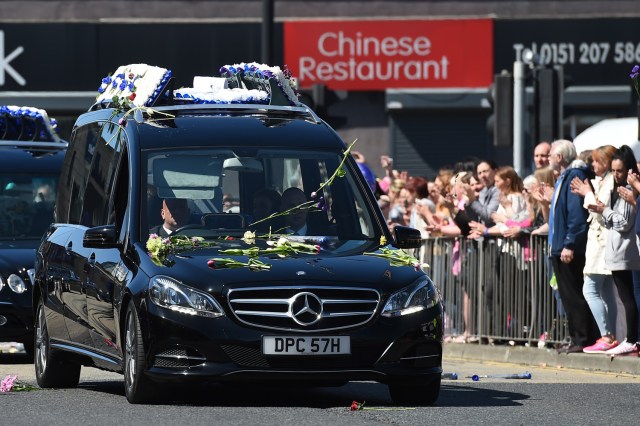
[{"x1": 284, "y1": 19, "x2": 493, "y2": 91}]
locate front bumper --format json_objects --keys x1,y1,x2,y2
[
  {"x1": 141, "y1": 301, "x2": 444, "y2": 385},
  {"x1": 0, "y1": 298, "x2": 33, "y2": 342}
]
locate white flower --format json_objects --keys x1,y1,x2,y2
[{"x1": 242, "y1": 231, "x2": 256, "y2": 245}]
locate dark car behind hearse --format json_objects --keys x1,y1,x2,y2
[{"x1": 0, "y1": 106, "x2": 66, "y2": 356}]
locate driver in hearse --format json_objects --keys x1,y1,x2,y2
[{"x1": 150, "y1": 198, "x2": 190, "y2": 237}]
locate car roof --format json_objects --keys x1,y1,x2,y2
[
  {"x1": 77, "y1": 104, "x2": 346, "y2": 151},
  {"x1": 0, "y1": 144, "x2": 66, "y2": 174}
]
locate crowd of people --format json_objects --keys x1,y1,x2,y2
[{"x1": 359, "y1": 139, "x2": 640, "y2": 356}]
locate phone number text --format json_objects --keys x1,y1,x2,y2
[{"x1": 514, "y1": 42, "x2": 640, "y2": 65}]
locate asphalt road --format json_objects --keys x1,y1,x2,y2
[{"x1": 1, "y1": 351, "x2": 639, "y2": 425}]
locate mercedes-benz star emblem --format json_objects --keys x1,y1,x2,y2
[{"x1": 290, "y1": 292, "x2": 323, "y2": 326}]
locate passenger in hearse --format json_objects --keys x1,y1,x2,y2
[
  {"x1": 149, "y1": 198, "x2": 190, "y2": 237},
  {"x1": 250, "y1": 188, "x2": 282, "y2": 233},
  {"x1": 146, "y1": 184, "x2": 164, "y2": 228},
  {"x1": 280, "y1": 187, "x2": 312, "y2": 236}
]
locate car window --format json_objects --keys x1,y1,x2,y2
[
  {"x1": 0, "y1": 174, "x2": 58, "y2": 239},
  {"x1": 143, "y1": 148, "x2": 380, "y2": 250},
  {"x1": 79, "y1": 124, "x2": 124, "y2": 227},
  {"x1": 66, "y1": 123, "x2": 100, "y2": 224}
]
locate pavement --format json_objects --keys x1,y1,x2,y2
[
  {"x1": 444, "y1": 341, "x2": 640, "y2": 376},
  {"x1": 4, "y1": 341, "x2": 639, "y2": 376}
]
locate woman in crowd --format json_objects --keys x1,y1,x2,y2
[
  {"x1": 386, "y1": 178, "x2": 406, "y2": 227},
  {"x1": 588, "y1": 145, "x2": 640, "y2": 356},
  {"x1": 468, "y1": 166, "x2": 527, "y2": 238},
  {"x1": 433, "y1": 168, "x2": 454, "y2": 222},
  {"x1": 570, "y1": 145, "x2": 618, "y2": 353},
  {"x1": 530, "y1": 166, "x2": 557, "y2": 235},
  {"x1": 501, "y1": 174, "x2": 546, "y2": 239},
  {"x1": 618, "y1": 163, "x2": 640, "y2": 347}
]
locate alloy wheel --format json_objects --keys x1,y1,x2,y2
[
  {"x1": 125, "y1": 310, "x2": 136, "y2": 392},
  {"x1": 35, "y1": 305, "x2": 47, "y2": 375}
]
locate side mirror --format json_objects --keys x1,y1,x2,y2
[
  {"x1": 393, "y1": 225, "x2": 422, "y2": 249},
  {"x1": 83, "y1": 225, "x2": 120, "y2": 249}
]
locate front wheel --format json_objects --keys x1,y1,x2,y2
[
  {"x1": 34, "y1": 300, "x2": 81, "y2": 388},
  {"x1": 123, "y1": 303, "x2": 157, "y2": 403},
  {"x1": 388, "y1": 376, "x2": 441, "y2": 406}
]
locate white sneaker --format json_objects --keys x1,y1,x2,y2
[{"x1": 604, "y1": 339, "x2": 638, "y2": 356}]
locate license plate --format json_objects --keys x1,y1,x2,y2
[{"x1": 262, "y1": 336, "x2": 350, "y2": 355}]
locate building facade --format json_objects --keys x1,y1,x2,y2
[{"x1": 1, "y1": 1, "x2": 639, "y2": 178}]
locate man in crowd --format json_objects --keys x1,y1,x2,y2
[
  {"x1": 465, "y1": 159, "x2": 500, "y2": 226},
  {"x1": 534, "y1": 141, "x2": 551, "y2": 170},
  {"x1": 548, "y1": 139, "x2": 599, "y2": 353}
]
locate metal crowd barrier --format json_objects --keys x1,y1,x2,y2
[{"x1": 419, "y1": 235, "x2": 570, "y2": 347}]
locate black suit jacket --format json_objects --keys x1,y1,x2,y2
[{"x1": 149, "y1": 225, "x2": 171, "y2": 238}]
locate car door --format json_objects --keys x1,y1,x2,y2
[
  {"x1": 57, "y1": 121, "x2": 102, "y2": 348},
  {"x1": 85, "y1": 248, "x2": 129, "y2": 358},
  {"x1": 61, "y1": 226, "x2": 94, "y2": 348},
  {"x1": 39, "y1": 226, "x2": 74, "y2": 342},
  {"x1": 83, "y1": 127, "x2": 127, "y2": 357}
]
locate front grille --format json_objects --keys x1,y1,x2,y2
[
  {"x1": 152, "y1": 346, "x2": 206, "y2": 369},
  {"x1": 220, "y1": 344, "x2": 270, "y2": 367},
  {"x1": 227, "y1": 286, "x2": 380, "y2": 332},
  {"x1": 220, "y1": 343, "x2": 381, "y2": 369}
]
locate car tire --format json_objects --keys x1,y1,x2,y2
[
  {"x1": 388, "y1": 376, "x2": 441, "y2": 406},
  {"x1": 123, "y1": 303, "x2": 157, "y2": 404},
  {"x1": 34, "y1": 301, "x2": 81, "y2": 388}
]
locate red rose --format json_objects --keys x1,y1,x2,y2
[
  {"x1": 350, "y1": 401, "x2": 360, "y2": 411},
  {"x1": 129, "y1": 93, "x2": 136, "y2": 101},
  {"x1": 128, "y1": 73, "x2": 135, "y2": 79},
  {"x1": 207, "y1": 260, "x2": 216, "y2": 269}
]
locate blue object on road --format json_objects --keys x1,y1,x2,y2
[{"x1": 470, "y1": 372, "x2": 532, "y2": 381}]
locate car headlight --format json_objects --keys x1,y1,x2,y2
[
  {"x1": 7, "y1": 274, "x2": 27, "y2": 294},
  {"x1": 149, "y1": 275, "x2": 224, "y2": 318},
  {"x1": 381, "y1": 277, "x2": 440, "y2": 318},
  {"x1": 0, "y1": 276, "x2": 4, "y2": 292}
]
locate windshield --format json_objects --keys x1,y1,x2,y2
[
  {"x1": 143, "y1": 148, "x2": 384, "y2": 253},
  {"x1": 0, "y1": 174, "x2": 57, "y2": 239}
]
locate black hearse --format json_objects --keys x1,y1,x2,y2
[
  {"x1": 34, "y1": 63, "x2": 443, "y2": 404},
  {"x1": 0, "y1": 106, "x2": 66, "y2": 355}
]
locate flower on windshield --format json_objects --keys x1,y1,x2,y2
[
  {"x1": 206, "y1": 237, "x2": 321, "y2": 271},
  {"x1": 364, "y1": 247, "x2": 429, "y2": 271},
  {"x1": 146, "y1": 234, "x2": 217, "y2": 266}
]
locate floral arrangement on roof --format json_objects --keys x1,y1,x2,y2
[
  {"x1": 173, "y1": 62, "x2": 300, "y2": 106},
  {"x1": 96, "y1": 63, "x2": 173, "y2": 108},
  {"x1": 174, "y1": 77, "x2": 270, "y2": 105},
  {"x1": 0, "y1": 105, "x2": 63, "y2": 143},
  {"x1": 219, "y1": 62, "x2": 300, "y2": 106}
]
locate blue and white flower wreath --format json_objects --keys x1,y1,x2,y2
[
  {"x1": 95, "y1": 62, "x2": 300, "y2": 108},
  {"x1": 0, "y1": 105, "x2": 63, "y2": 142}
]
